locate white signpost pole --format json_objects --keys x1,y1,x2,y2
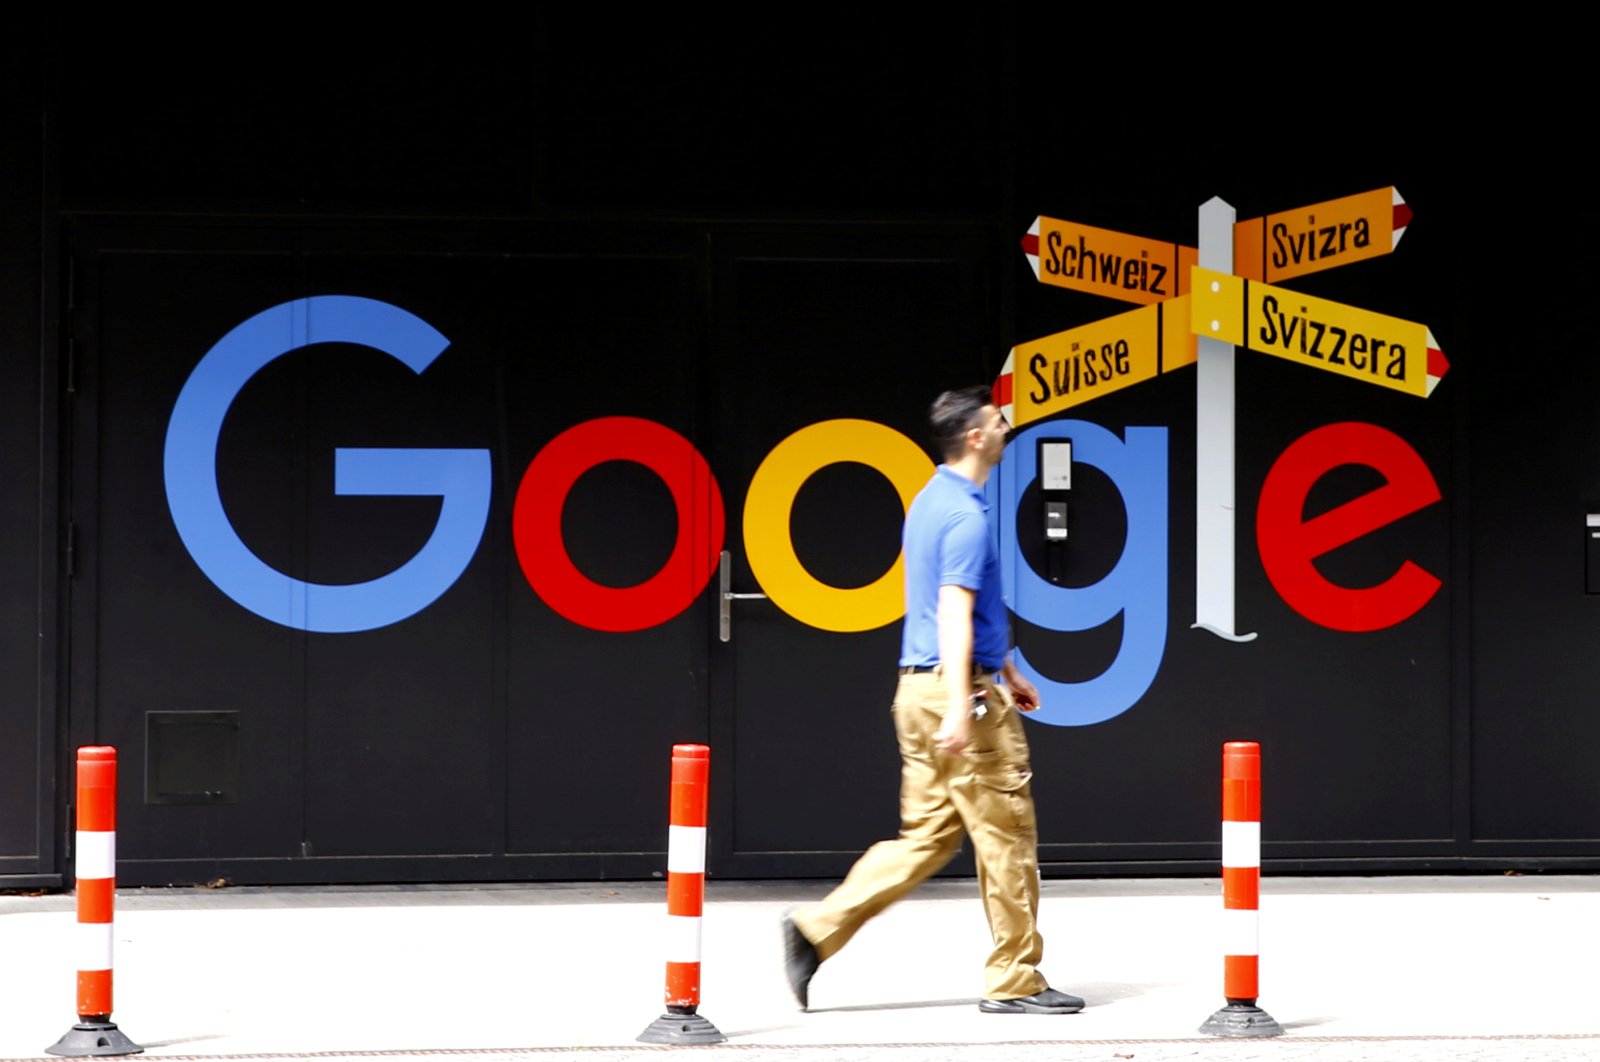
[{"x1": 1194, "y1": 196, "x2": 1255, "y2": 642}]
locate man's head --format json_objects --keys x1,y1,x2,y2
[{"x1": 930, "y1": 385, "x2": 1009, "y2": 466}]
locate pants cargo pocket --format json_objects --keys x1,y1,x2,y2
[{"x1": 965, "y1": 748, "x2": 1036, "y2": 834}]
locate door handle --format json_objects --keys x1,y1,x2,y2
[{"x1": 719, "y1": 550, "x2": 767, "y2": 643}]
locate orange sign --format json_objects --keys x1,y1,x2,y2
[
  {"x1": 1233, "y1": 187, "x2": 1409, "y2": 283},
  {"x1": 1021, "y1": 217, "x2": 1197, "y2": 305}
]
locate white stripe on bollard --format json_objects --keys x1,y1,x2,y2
[
  {"x1": 74, "y1": 921, "x2": 115, "y2": 973},
  {"x1": 663, "y1": 914, "x2": 703, "y2": 963},
  {"x1": 75, "y1": 831, "x2": 117, "y2": 879},
  {"x1": 666, "y1": 825, "x2": 707, "y2": 874},
  {"x1": 1220, "y1": 907, "x2": 1259, "y2": 956},
  {"x1": 1220, "y1": 821, "x2": 1260, "y2": 868}
]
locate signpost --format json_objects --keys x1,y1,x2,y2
[
  {"x1": 1004, "y1": 184, "x2": 1448, "y2": 645},
  {"x1": 1193, "y1": 198, "x2": 1251, "y2": 642}
]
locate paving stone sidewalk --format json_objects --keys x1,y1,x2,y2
[{"x1": 2, "y1": 877, "x2": 1594, "y2": 1060}]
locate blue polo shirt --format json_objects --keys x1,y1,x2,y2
[{"x1": 899, "y1": 465, "x2": 1008, "y2": 671}]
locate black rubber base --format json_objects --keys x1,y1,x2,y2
[
  {"x1": 1199, "y1": 1002, "x2": 1284, "y2": 1037},
  {"x1": 637, "y1": 1010, "x2": 726, "y2": 1045},
  {"x1": 46, "y1": 1021, "x2": 144, "y2": 1056}
]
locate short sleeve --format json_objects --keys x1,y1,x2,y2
[{"x1": 938, "y1": 509, "x2": 988, "y2": 591}]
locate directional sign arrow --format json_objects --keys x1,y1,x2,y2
[
  {"x1": 1234, "y1": 186, "x2": 1411, "y2": 284},
  {"x1": 1189, "y1": 267, "x2": 1448, "y2": 398},
  {"x1": 1022, "y1": 188, "x2": 1410, "y2": 304},
  {"x1": 994, "y1": 295, "x2": 1197, "y2": 426},
  {"x1": 1021, "y1": 217, "x2": 1197, "y2": 306}
]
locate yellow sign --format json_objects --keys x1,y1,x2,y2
[
  {"x1": 1234, "y1": 187, "x2": 1408, "y2": 283},
  {"x1": 1024, "y1": 188, "x2": 1409, "y2": 299},
  {"x1": 1005, "y1": 296, "x2": 1197, "y2": 424},
  {"x1": 1023, "y1": 217, "x2": 1197, "y2": 305},
  {"x1": 1190, "y1": 267, "x2": 1447, "y2": 398}
]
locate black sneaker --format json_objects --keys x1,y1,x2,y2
[
  {"x1": 978, "y1": 987, "x2": 1085, "y2": 1014},
  {"x1": 780, "y1": 911, "x2": 821, "y2": 1010}
]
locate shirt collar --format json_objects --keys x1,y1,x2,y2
[{"x1": 935, "y1": 464, "x2": 989, "y2": 508}]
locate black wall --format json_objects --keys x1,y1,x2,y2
[
  {"x1": 2, "y1": 22, "x2": 1594, "y2": 885},
  {"x1": 0, "y1": 44, "x2": 51, "y2": 881}
]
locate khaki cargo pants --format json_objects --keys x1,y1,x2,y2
[{"x1": 792, "y1": 669, "x2": 1046, "y2": 1000}]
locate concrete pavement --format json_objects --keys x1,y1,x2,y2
[{"x1": 1, "y1": 876, "x2": 1596, "y2": 1060}]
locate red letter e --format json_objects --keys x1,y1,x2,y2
[{"x1": 1257, "y1": 422, "x2": 1441, "y2": 632}]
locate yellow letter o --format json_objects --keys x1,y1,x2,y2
[{"x1": 743, "y1": 420, "x2": 933, "y2": 632}]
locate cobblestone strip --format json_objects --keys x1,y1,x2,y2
[{"x1": 69, "y1": 1032, "x2": 1600, "y2": 1062}]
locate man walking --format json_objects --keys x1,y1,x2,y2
[{"x1": 782, "y1": 386, "x2": 1083, "y2": 1015}]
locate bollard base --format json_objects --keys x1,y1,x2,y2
[
  {"x1": 1199, "y1": 1002, "x2": 1283, "y2": 1038},
  {"x1": 637, "y1": 1009, "x2": 726, "y2": 1045},
  {"x1": 47, "y1": 1020, "x2": 144, "y2": 1057}
]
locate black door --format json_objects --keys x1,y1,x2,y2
[
  {"x1": 706, "y1": 226, "x2": 996, "y2": 877},
  {"x1": 66, "y1": 219, "x2": 719, "y2": 883}
]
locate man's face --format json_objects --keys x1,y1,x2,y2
[{"x1": 974, "y1": 404, "x2": 1010, "y2": 466}]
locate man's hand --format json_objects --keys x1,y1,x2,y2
[
  {"x1": 1003, "y1": 661, "x2": 1042, "y2": 713},
  {"x1": 934, "y1": 711, "x2": 970, "y2": 756},
  {"x1": 936, "y1": 584, "x2": 978, "y2": 755}
]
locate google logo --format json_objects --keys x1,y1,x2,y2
[{"x1": 165, "y1": 296, "x2": 1441, "y2": 727}]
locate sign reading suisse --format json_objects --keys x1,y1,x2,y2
[
  {"x1": 1022, "y1": 187, "x2": 1410, "y2": 304},
  {"x1": 1189, "y1": 267, "x2": 1449, "y2": 398},
  {"x1": 995, "y1": 296, "x2": 1197, "y2": 426}
]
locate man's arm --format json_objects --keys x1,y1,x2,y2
[{"x1": 933, "y1": 584, "x2": 977, "y2": 755}]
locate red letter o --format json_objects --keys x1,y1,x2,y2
[{"x1": 512, "y1": 417, "x2": 725, "y2": 632}]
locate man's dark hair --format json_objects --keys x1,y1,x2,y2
[{"x1": 929, "y1": 385, "x2": 995, "y2": 462}]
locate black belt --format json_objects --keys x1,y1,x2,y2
[{"x1": 898, "y1": 664, "x2": 997, "y2": 677}]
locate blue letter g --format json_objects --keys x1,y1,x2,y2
[{"x1": 164, "y1": 296, "x2": 491, "y2": 633}]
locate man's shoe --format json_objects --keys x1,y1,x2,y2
[
  {"x1": 978, "y1": 987, "x2": 1085, "y2": 1014},
  {"x1": 780, "y1": 911, "x2": 820, "y2": 1010}
]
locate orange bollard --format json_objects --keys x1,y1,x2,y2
[
  {"x1": 637, "y1": 744, "x2": 724, "y2": 1044},
  {"x1": 48, "y1": 747, "x2": 142, "y2": 1056},
  {"x1": 1199, "y1": 741, "x2": 1281, "y2": 1037}
]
